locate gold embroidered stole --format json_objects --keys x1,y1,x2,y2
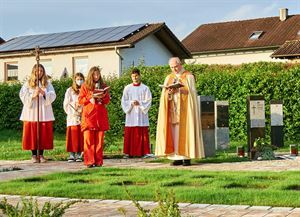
[{"x1": 165, "y1": 71, "x2": 189, "y2": 154}]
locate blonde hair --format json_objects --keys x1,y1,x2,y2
[
  {"x1": 28, "y1": 64, "x2": 48, "y2": 88},
  {"x1": 71, "y1": 72, "x2": 85, "y2": 94},
  {"x1": 85, "y1": 66, "x2": 104, "y2": 91}
]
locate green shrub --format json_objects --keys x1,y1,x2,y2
[
  {"x1": 2, "y1": 62, "x2": 300, "y2": 144},
  {"x1": 0, "y1": 197, "x2": 82, "y2": 217},
  {"x1": 119, "y1": 188, "x2": 182, "y2": 217}
]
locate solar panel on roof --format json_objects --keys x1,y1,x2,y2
[{"x1": 0, "y1": 23, "x2": 147, "y2": 52}]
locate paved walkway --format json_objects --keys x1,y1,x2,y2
[{"x1": 0, "y1": 157, "x2": 299, "y2": 216}]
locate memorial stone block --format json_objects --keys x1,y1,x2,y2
[
  {"x1": 247, "y1": 96, "x2": 265, "y2": 159},
  {"x1": 270, "y1": 100, "x2": 284, "y2": 147},
  {"x1": 199, "y1": 96, "x2": 215, "y2": 157},
  {"x1": 215, "y1": 101, "x2": 229, "y2": 150}
]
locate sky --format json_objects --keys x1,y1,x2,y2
[{"x1": 0, "y1": 0, "x2": 300, "y2": 41}]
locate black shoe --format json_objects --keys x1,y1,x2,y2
[
  {"x1": 183, "y1": 159, "x2": 191, "y2": 166},
  {"x1": 171, "y1": 160, "x2": 183, "y2": 166}
]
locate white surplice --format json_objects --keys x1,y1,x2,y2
[
  {"x1": 63, "y1": 87, "x2": 82, "y2": 127},
  {"x1": 19, "y1": 81, "x2": 56, "y2": 122},
  {"x1": 121, "y1": 83, "x2": 152, "y2": 127}
]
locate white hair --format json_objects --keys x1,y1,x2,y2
[{"x1": 168, "y1": 57, "x2": 181, "y2": 65}]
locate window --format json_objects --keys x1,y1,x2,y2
[
  {"x1": 40, "y1": 59, "x2": 53, "y2": 78},
  {"x1": 249, "y1": 31, "x2": 263, "y2": 40},
  {"x1": 73, "y1": 56, "x2": 88, "y2": 77},
  {"x1": 5, "y1": 62, "x2": 18, "y2": 81}
]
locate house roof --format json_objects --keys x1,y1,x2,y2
[
  {"x1": 182, "y1": 15, "x2": 300, "y2": 54},
  {"x1": 0, "y1": 23, "x2": 147, "y2": 52},
  {"x1": 0, "y1": 23, "x2": 191, "y2": 58},
  {"x1": 271, "y1": 40, "x2": 300, "y2": 59},
  {"x1": 0, "y1": 37, "x2": 4, "y2": 44}
]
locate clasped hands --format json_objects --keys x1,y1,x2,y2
[
  {"x1": 131, "y1": 100, "x2": 140, "y2": 106},
  {"x1": 32, "y1": 87, "x2": 45, "y2": 98}
]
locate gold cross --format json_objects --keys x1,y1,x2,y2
[{"x1": 33, "y1": 46, "x2": 43, "y2": 62}]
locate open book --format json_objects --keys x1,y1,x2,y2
[
  {"x1": 159, "y1": 82, "x2": 184, "y2": 89},
  {"x1": 93, "y1": 86, "x2": 110, "y2": 97}
]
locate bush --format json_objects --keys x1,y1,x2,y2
[
  {"x1": 0, "y1": 197, "x2": 82, "y2": 217},
  {"x1": 119, "y1": 188, "x2": 181, "y2": 217},
  {"x1": 1, "y1": 62, "x2": 300, "y2": 144}
]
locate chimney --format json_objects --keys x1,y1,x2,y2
[{"x1": 279, "y1": 8, "x2": 288, "y2": 21}]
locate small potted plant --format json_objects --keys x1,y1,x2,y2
[
  {"x1": 252, "y1": 137, "x2": 276, "y2": 160},
  {"x1": 290, "y1": 144, "x2": 298, "y2": 156},
  {"x1": 237, "y1": 145, "x2": 245, "y2": 157}
]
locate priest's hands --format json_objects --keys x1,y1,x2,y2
[{"x1": 167, "y1": 87, "x2": 179, "y2": 95}]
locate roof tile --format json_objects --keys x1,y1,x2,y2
[{"x1": 182, "y1": 15, "x2": 300, "y2": 53}]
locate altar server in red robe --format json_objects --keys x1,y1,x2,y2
[
  {"x1": 63, "y1": 72, "x2": 85, "y2": 162},
  {"x1": 121, "y1": 68, "x2": 152, "y2": 158},
  {"x1": 78, "y1": 66, "x2": 110, "y2": 168},
  {"x1": 19, "y1": 64, "x2": 56, "y2": 163}
]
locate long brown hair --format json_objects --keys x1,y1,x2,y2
[
  {"x1": 85, "y1": 66, "x2": 104, "y2": 91},
  {"x1": 71, "y1": 72, "x2": 85, "y2": 94},
  {"x1": 28, "y1": 64, "x2": 48, "y2": 88}
]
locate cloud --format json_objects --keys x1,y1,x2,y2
[{"x1": 222, "y1": 2, "x2": 279, "y2": 22}]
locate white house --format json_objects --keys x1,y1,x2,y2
[
  {"x1": 182, "y1": 8, "x2": 300, "y2": 64},
  {"x1": 0, "y1": 23, "x2": 190, "y2": 82}
]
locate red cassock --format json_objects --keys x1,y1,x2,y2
[
  {"x1": 123, "y1": 127, "x2": 150, "y2": 156},
  {"x1": 22, "y1": 121, "x2": 53, "y2": 150},
  {"x1": 66, "y1": 125, "x2": 84, "y2": 152},
  {"x1": 78, "y1": 83, "x2": 110, "y2": 166}
]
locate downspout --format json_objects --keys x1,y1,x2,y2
[{"x1": 115, "y1": 46, "x2": 124, "y2": 76}]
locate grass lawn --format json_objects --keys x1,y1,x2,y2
[
  {"x1": 1, "y1": 129, "x2": 300, "y2": 207},
  {"x1": 0, "y1": 129, "x2": 293, "y2": 161},
  {"x1": 0, "y1": 129, "x2": 125, "y2": 161},
  {"x1": 0, "y1": 168, "x2": 300, "y2": 207}
]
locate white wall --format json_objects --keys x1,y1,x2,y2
[
  {"x1": 0, "y1": 34, "x2": 176, "y2": 82},
  {"x1": 0, "y1": 49, "x2": 120, "y2": 82},
  {"x1": 120, "y1": 34, "x2": 172, "y2": 70},
  {"x1": 186, "y1": 50, "x2": 287, "y2": 65}
]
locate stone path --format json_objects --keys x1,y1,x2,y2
[{"x1": 0, "y1": 157, "x2": 299, "y2": 216}]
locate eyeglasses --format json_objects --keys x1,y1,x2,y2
[{"x1": 170, "y1": 64, "x2": 179, "y2": 69}]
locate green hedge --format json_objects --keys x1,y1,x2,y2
[{"x1": 1, "y1": 62, "x2": 300, "y2": 143}]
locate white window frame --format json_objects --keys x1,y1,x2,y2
[
  {"x1": 5, "y1": 62, "x2": 18, "y2": 81},
  {"x1": 73, "y1": 56, "x2": 88, "y2": 77}
]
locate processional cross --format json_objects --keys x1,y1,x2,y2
[{"x1": 32, "y1": 46, "x2": 43, "y2": 163}]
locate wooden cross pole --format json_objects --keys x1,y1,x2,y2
[{"x1": 33, "y1": 46, "x2": 42, "y2": 163}]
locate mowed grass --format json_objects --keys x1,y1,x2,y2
[
  {"x1": 0, "y1": 129, "x2": 124, "y2": 160},
  {"x1": 0, "y1": 129, "x2": 68, "y2": 160},
  {"x1": 0, "y1": 168, "x2": 300, "y2": 207},
  {"x1": 1, "y1": 129, "x2": 300, "y2": 207}
]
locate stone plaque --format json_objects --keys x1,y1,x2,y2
[
  {"x1": 200, "y1": 96, "x2": 215, "y2": 129},
  {"x1": 249, "y1": 100, "x2": 265, "y2": 128},
  {"x1": 271, "y1": 104, "x2": 283, "y2": 126},
  {"x1": 216, "y1": 104, "x2": 229, "y2": 127}
]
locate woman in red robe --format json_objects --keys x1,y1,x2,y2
[{"x1": 78, "y1": 66, "x2": 110, "y2": 168}]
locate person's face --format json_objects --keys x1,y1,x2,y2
[
  {"x1": 169, "y1": 59, "x2": 182, "y2": 74},
  {"x1": 75, "y1": 76, "x2": 84, "y2": 86},
  {"x1": 93, "y1": 71, "x2": 101, "y2": 82},
  {"x1": 131, "y1": 73, "x2": 141, "y2": 84},
  {"x1": 37, "y1": 66, "x2": 44, "y2": 79}
]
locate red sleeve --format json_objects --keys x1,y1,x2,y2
[
  {"x1": 101, "y1": 92, "x2": 110, "y2": 105},
  {"x1": 78, "y1": 84, "x2": 93, "y2": 106}
]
